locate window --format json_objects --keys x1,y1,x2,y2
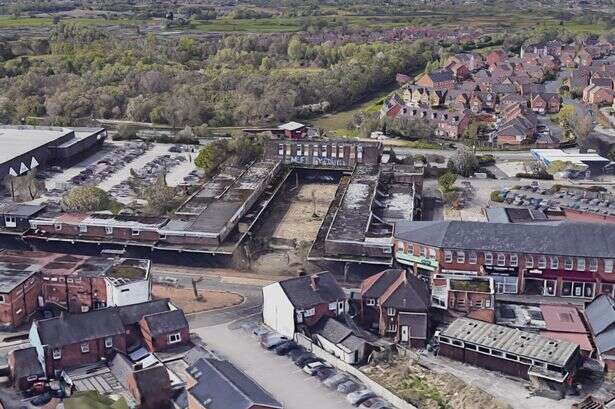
[
  {"x1": 444, "y1": 251, "x2": 453, "y2": 263},
  {"x1": 606, "y1": 259, "x2": 614, "y2": 273},
  {"x1": 286, "y1": 144, "x2": 291, "y2": 155},
  {"x1": 478, "y1": 346, "x2": 490, "y2": 354},
  {"x1": 577, "y1": 258, "x2": 586, "y2": 271},
  {"x1": 525, "y1": 256, "x2": 534, "y2": 268},
  {"x1": 497, "y1": 253, "x2": 506, "y2": 266},
  {"x1": 396, "y1": 241, "x2": 404, "y2": 252},
  {"x1": 366, "y1": 298, "x2": 375, "y2": 306},
  {"x1": 420, "y1": 246, "x2": 427, "y2": 258},
  {"x1": 168, "y1": 333, "x2": 182, "y2": 344},
  {"x1": 105, "y1": 226, "x2": 113, "y2": 235},
  {"x1": 510, "y1": 254, "x2": 518, "y2": 267},
  {"x1": 338, "y1": 301, "x2": 344, "y2": 312},
  {"x1": 338, "y1": 146, "x2": 344, "y2": 158},
  {"x1": 105, "y1": 337, "x2": 113, "y2": 348},
  {"x1": 469, "y1": 252, "x2": 477, "y2": 264},
  {"x1": 278, "y1": 144, "x2": 284, "y2": 155},
  {"x1": 296, "y1": 145, "x2": 302, "y2": 156},
  {"x1": 473, "y1": 299, "x2": 483, "y2": 308},
  {"x1": 466, "y1": 343, "x2": 477, "y2": 350},
  {"x1": 66, "y1": 278, "x2": 73, "y2": 283},
  {"x1": 589, "y1": 258, "x2": 598, "y2": 272},
  {"x1": 331, "y1": 145, "x2": 337, "y2": 158},
  {"x1": 79, "y1": 224, "x2": 87, "y2": 233},
  {"x1": 321, "y1": 145, "x2": 328, "y2": 157},
  {"x1": 564, "y1": 257, "x2": 573, "y2": 270},
  {"x1": 456, "y1": 251, "x2": 465, "y2": 264},
  {"x1": 387, "y1": 307, "x2": 396, "y2": 316},
  {"x1": 304, "y1": 308, "x2": 315, "y2": 317},
  {"x1": 387, "y1": 323, "x2": 397, "y2": 333},
  {"x1": 550, "y1": 257, "x2": 559, "y2": 269},
  {"x1": 54, "y1": 223, "x2": 62, "y2": 231},
  {"x1": 4, "y1": 216, "x2": 16, "y2": 228},
  {"x1": 131, "y1": 229, "x2": 140, "y2": 236},
  {"x1": 0, "y1": 295, "x2": 4, "y2": 303},
  {"x1": 312, "y1": 145, "x2": 319, "y2": 157},
  {"x1": 485, "y1": 298, "x2": 492, "y2": 308},
  {"x1": 519, "y1": 357, "x2": 532, "y2": 364},
  {"x1": 428, "y1": 248, "x2": 437, "y2": 259},
  {"x1": 491, "y1": 350, "x2": 502, "y2": 357},
  {"x1": 81, "y1": 342, "x2": 90, "y2": 353},
  {"x1": 52, "y1": 348, "x2": 61, "y2": 360},
  {"x1": 562, "y1": 281, "x2": 594, "y2": 298},
  {"x1": 484, "y1": 252, "x2": 493, "y2": 265},
  {"x1": 505, "y1": 353, "x2": 518, "y2": 361},
  {"x1": 329, "y1": 302, "x2": 337, "y2": 311},
  {"x1": 538, "y1": 256, "x2": 547, "y2": 269}
]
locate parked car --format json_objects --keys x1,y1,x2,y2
[
  {"x1": 324, "y1": 373, "x2": 350, "y2": 389},
  {"x1": 360, "y1": 398, "x2": 392, "y2": 409},
  {"x1": 303, "y1": 361, "x2": 332, "y2": 376},
  {"x1": 295, "y1": 353, "x2": 322, "y2": 367},
  {"x1": 260, "y1": 335, "x2": 288, "y2": 350},
  {"x1": 315, "y1": 367, "x2": 336, "y2": 381},
  {"x1": 274, "y1": 340, "x2": 300, "y2": 355},
  {"x1": 288, "y1": 348, "x2": 307, "y2": 361},
  {"x1": 347, "y1": 389, "x2": 377, "y2": 406},
  {"x1": 337, "y1": 380, "x2": 362, "y2": 394},
  {"x1": 30, "y1": 392, "x2": 52, "y2": 407},
  {"x1": 252, "y1": 327, "x2": 271, "y2": 339}
]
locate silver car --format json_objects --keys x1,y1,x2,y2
[
  {"x1": 323, "y1": 373, "x2": 350, "y2": 389},
  {"x1": 337, "y1": 380, "x2": 362, "y2": 394},
  {"x1": 347, "y1": 389, "x2": 377, "y2": 406}
]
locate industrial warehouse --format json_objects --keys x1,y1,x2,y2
[{"x1": 0, "y1": 125, "x2": 107, "y2": 177}]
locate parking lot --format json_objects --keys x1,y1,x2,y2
[{"x1": 195, "y1": 324, "x2": 361, "y2": 409}]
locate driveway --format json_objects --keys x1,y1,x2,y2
[{"x1": 195, "y1": 325, "x2": 358, "y2": 409}]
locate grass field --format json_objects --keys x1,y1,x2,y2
[
  {"x1": 313, "y1": 84, "x2": 396, "y2": 137},
  {"x1": 0, "y1": 16, "x2": 145, "y2": 28}
]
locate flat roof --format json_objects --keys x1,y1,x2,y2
[
  {"x1": 531, "y1": 149, "x2": 611, "y2": 165},
  {"x1": 0, "y1": 126, "x2": 72, "y2": 165},
  {"x1": 441, "y1": 318, "x2": 579, "y2": 367},
  {"x1": 327, "y1": 165, "x2": 379, "y2": 242},
  {"x1": 167, "y1": 160, "x2": 280, "y2": 235}
]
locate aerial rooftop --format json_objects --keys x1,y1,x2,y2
[{"x1": 441, "y1": 318, "x2": 579, "y2": 367}]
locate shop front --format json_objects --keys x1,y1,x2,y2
[
  {"x1": 483, "y1": 266, "x2": 519, "y2": 294},
  {"x1": 395, "y1": 252, "x2": 439, "y2": 280},
  {"x1": 523, "y1": 269, "x2": 597, "y2": 299}
]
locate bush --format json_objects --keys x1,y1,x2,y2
[
  {"x1": 515, "y1": 172, "x2": 554, "y2": 180},
  {"x1": 438, "y1": 171, "x2": 457, "y2": 193},
  {"x1": 490, "y1": 190, "x2": 504, "y2": 202},
  {"x1": 477, "y1": 154, "x2": 495, "y2": 166}
]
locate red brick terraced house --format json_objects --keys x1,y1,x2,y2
[
  {"x1": 415, "y1": 68, "x2": 456, "y2": 90},
  {"x1": 139, "y1": 309, "x2": 190, "y2": 352},
  {"x1": 28, "y1": 299, "x2": 188, "y2": 377},
  {"x1": 393, "y1": 221, "x2": 615, "y2": 302},
  {"x1": 359, "y1": 269, "x2": 430, "y2": 347}
]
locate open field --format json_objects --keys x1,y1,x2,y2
[
  {"x1": 272, "y1": 183, "x2": 338, "y2": 242},
  {"x1": 152, "y1": 285, "x2": 243, "y2": 314},
  {"x1": 0, "y1": 15, "x2": 146, "y2": 28}
]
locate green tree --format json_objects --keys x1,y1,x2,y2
[
  {"x1": 438, "y1": 171, "x2": 457, "y2": 193},
  {"x1": 142, "y1": 175, "x2": 178, "y2": 216},
  {"x1": 62, "y1": 186, "x2": 112, "y2": 212},
  {"x1": 194, "y1": 140, "x2": 231, "y2": 174},
  {"x1": 287, "y1": 36, "x2": 305, "y2": 61}
]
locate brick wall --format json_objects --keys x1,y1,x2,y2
[{"x1": 45, "y1": 333, "x2": 126, "y2": 375}]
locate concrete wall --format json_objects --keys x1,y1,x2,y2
[
  {"x1": 262, "y1": 282, "x2": 295, "y2": 338},
  {"x1": 295, "y1": 333, "x2": 418, "y2": 409},
  {"x1": 105, "y1": 277, "x2": 151, "y2": 307}
]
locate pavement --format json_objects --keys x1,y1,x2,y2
[{"x1": 195, "y1": 324, "x2": 358, "y2": 409}]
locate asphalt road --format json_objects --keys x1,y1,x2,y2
[{"x1": 195, "y1": 324, "x2": 358, "y2": 409}]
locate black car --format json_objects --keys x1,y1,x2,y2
[
  {"x1": 315, "y1": 367, "x2": 336, "y2": 381},
  {"x1": 295, "y1": 353, "x2": 322, "y2": 367},
  {"x1": 30, "y1": 392, "x2": 52, "y2": 407},
  {"x1": 273, "y1": 341, "x2": 299, "y2": 355},
  {"x1": 288, "y1": 347, "x2": 306, "y2": 361}
]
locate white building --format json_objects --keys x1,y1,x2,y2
[
  {"x1": 104, "y1": 259, "x2": 152, "y2": 307},
  {"x1": 262, "y1": 272, "x2": 347, "y2": 339}
]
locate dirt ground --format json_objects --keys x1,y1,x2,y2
[
  {"x1": 363, "y1": 360, "x2": 511, "y2": 409},
  {"x1": 271, "y1": 183, "x2": 338, "y2": 242},
  {"x1": 152, "y1": 285, "x2": 243, "y2": 314}
]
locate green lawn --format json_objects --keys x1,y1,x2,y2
[
  {"x1": 313, "y1": 84, "x2": 396, "y2": 137},
  {"x1": 191, "y1": 18, "x2": 303, "y2": 33}
]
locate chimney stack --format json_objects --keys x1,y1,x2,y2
[{"x1": 311, "y1": 275, "x2": 320, "y2": 291}]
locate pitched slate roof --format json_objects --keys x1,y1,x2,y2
[
  {"x1": 361, "y1": 269, "x2": 429, "y2": 312},
  {"x1": 187, "y1": 358, "x2": 282, "y2": 409},
  {"x1": 278, "y1": 272, "x2": 346, "y2": 309},
  {"x1": 118, "y1": 299, "x2": 171, "y2": 326},
  {"x1": 585, "y1": 294, "x2": 615, "y2": 355},
  {"x1": 142, "y1": 309, "x2": 188, "y2": 337},
  {"x1": 132, "y1": 365, "x2": 171, "y2": 400},
  {"x1": 394, "y1": 221, "x2": 615, "y2": 258},
  {"x1": 425, "y1": 68, "x2": 454, "y2": 83},
  {"x1": 35, "y1": 308, "x2": 126, "y2": 347}
]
